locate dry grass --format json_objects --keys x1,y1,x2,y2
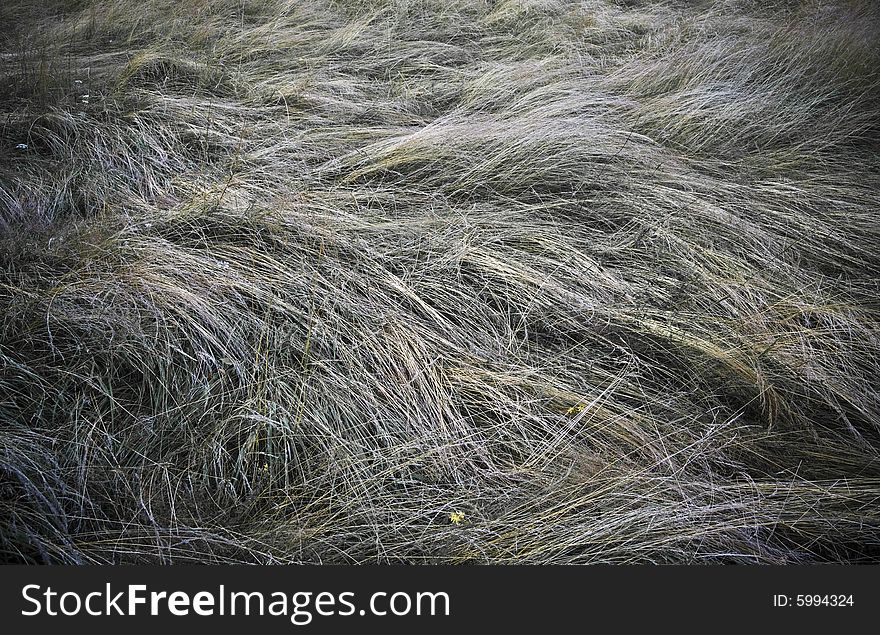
[{"x1": 1, "y1": 0, "x2": 879, "y2": 564}]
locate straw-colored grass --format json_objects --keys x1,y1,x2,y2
[{"x1": 1, "y1": 0, "x2": 879, "y2": 563}]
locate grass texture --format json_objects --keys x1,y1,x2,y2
[{"x1": 1, "y1": 0, "x2": 879, "y2": 564}]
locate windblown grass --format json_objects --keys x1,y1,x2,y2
[{"x1": 1, "y1": 0, "x2": 879, "y2": 563}]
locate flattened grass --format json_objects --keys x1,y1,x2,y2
[{"x1": 1, "y1": 0, "x2": 879, "y2": 563}]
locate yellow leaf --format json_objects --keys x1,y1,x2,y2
[{"x1": 566, "y1": 403, "x2": 586, "y2": 415}]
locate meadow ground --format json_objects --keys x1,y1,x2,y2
[{"x1": 1, "y1": 0, "x2": 879, "y2": 564}]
